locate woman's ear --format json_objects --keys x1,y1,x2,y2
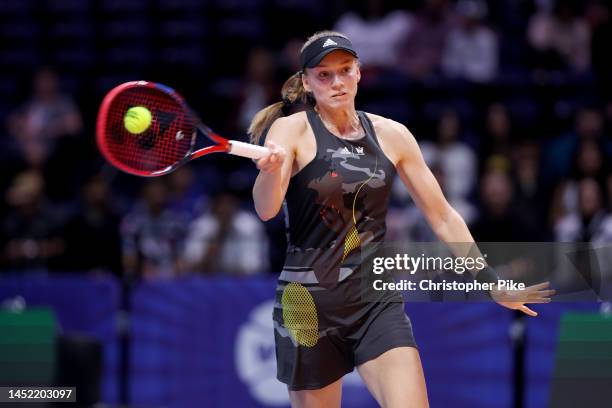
[
  {"x1": 356, "y1": 64, "x2": 361, "y2": 83},
  {"x1": 301, "y1": 73, "x2": 311, "y2": 93}
]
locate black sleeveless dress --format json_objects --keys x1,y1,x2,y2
[{"x1": 274, "y1": 109, "x2": 416, "y2": 390}]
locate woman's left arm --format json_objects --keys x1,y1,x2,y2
[{"x1": 389, "y1": 122, "x2": 554, "y2": 315}]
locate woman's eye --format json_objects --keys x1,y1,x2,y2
[
  {"x1": 342, "y1": 67, "x2": 350, "y2": 73},
  {"x1": 319, "y1": 72, "x2": 328, "y2": 78}
]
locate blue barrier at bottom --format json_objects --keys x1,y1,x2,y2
[
  {"x1": 0, "y1": 273, "x2": 120, "y2": 403},
  {"x1": 1, "y1": 274, "x2": 600, "y2": 407},
  {"x1": 408, "y1": 302, "x2": 514, "y2": 408}
]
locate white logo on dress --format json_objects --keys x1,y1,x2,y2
[
  {"x1": 322, "y1": 38, "x2": 338, "y2": 48},
  {"x1": 337, "y1": 146, "x2": 365, "y2": 156}
]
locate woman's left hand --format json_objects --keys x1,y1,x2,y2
[{"x1": 491, "y1": 281, "x2": 556, "y2": 317}]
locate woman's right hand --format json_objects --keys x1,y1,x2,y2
[
  {"x1": 255, "y1": 141, "x2": 286, "y2": 173},
  {"x1": 252, "y1": 117, "x2": 297, "y2": 221}
]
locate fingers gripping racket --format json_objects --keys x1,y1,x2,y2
[{"x1": 96, "y1": 81, "x2": 269, "y2": 176}]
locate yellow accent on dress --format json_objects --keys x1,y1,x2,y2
[{"x1": 281, "y1": 282, "x2": 319, "y2": 347}]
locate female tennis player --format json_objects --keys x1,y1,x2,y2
[{"x1": 250, "y1": 31, "x2": 553, "y2": 408}]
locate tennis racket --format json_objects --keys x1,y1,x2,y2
[{"x1": 96, "y1": 80, "x2": 269, "y2": 176}]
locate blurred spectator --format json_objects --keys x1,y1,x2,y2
[
  {"x1": 61, "y1": 174, "x2": 122, "y2": 275},
  {"x1": 550, "y1": 137, "x2": 610, "y2": 224},
  {"x1": 387, "y1": 205, "x2": 437, "y2": 242},
  {"x1": 238, "y1": 47, "x2": 278, "y2": 132},
  {"x1": 182, "y1": 192, "x2": 268, "y2": 275},
  {"x1": 542, "y1": 107, "x2": 611, "y2": 185},
  {"x1": 511, "y1": 140, "x2": 543, "y2": 206},
  {"x1": 471, "y1": 168, "x2": 542, "y2": 241},
  {"x1": 555, "y1": 178, "x2": 612, "y2": 242},
  {"x1": 481, "y1": 102, "x2": 513, "y2": 162},
  {"x1": 420, "y1": 110, "x2": 477, "y2": 200},
  {"x1": 0, "y1": 170, "x2": 64, "y2": 272},
  {"x1": 554, "y1": 177, "x2": 612, "y2": 299},
  {"x1": 279, "y1": 37, "x2": 303, "y2": 75},
  {"x1": 6, "y1": 67, "x2": 83, "y2": 168},
  {"x1": 120, "y1": 180, "x2": 187, "y2": 281},
  {"x1": 387, "y1": 163, "x2": 476, "y2": 242},
  {"x1": 570, "y1": 138, "x2": 609, "y2": 184},
  {"x1": 398, "y1": 0, "x2": 456, "y2": 79},
  {"x1": 442, "y1": 0, "x2": 499, "y2": 82},
  {"x1": 166, "y1": 167, "x2": 208, "y2": 220},
  {"x1": 527, "y1": 0, "x2": 591, "y2": 72},
  {"x1": 510, "y1": 139, "x2": 549, "y2": 233},
  {"x1": 334, "y1": 0, "x2": 413, "y2": 69}
]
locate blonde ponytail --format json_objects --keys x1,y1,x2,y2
[
  {"x1": 248, "y1": 30, "x2": 352, "y2": 144},
  {"x1": 248, "y1": 72, "x2": 310, "y2": 145}
]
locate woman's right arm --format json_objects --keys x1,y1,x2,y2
[{"x1": 252, "y1": 116, "x2": 298, "y2": 221}]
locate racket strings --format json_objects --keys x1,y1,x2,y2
[{"x1": 102, "y1": 87, "x2": 194, "y2": 173}]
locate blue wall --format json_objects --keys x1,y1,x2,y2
[{"x1": 0, "y1": 274, "x2": 601, "y2": 407}]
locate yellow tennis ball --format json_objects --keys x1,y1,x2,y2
[{"x1": 124, "y1": 106, "x2": 152, "y2": 134}]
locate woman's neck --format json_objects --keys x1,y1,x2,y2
[{"x1": 315, "y1": 105, "x2": 362, "y2": 139}]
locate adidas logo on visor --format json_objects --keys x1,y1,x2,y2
[{"x1": 322, "y1": 38, "x2": 338, "y2": 48}]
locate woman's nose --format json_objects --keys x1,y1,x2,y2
[{"x1": 330, "y1": 74, "x2": 342, "y2": 87}]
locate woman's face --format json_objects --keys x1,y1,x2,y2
[{"x1": 302, "y1": 50, "x2": 360, "y2": 109}]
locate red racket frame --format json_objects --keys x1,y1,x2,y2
[{"x1": 96, "y1": 81, "x2": 236, "y2": 177}]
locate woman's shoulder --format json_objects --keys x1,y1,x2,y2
[
  {"x1": 265, "y1": 110, "x2": 311, "y2": 148},
  {"x1": 363, "y1": 112, "x2": 411, "y2": 140},
  {"x1": 274, "y1": 110, "x2": 309, "y2": 129},
  {"x1": 269, "y1": 111, "x2": 308, "y2": 135}
]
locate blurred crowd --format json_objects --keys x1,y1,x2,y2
[{"x1": 0, "y1": 0, "x2": 611, "y2": 280}]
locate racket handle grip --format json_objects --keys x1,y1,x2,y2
[{"x1": 228, "y1": 140, "x2": 270, "y2": 160}]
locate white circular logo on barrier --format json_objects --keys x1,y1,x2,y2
[{"x1": 235, "y1": 300, "x2": 289, "y2": 406}]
